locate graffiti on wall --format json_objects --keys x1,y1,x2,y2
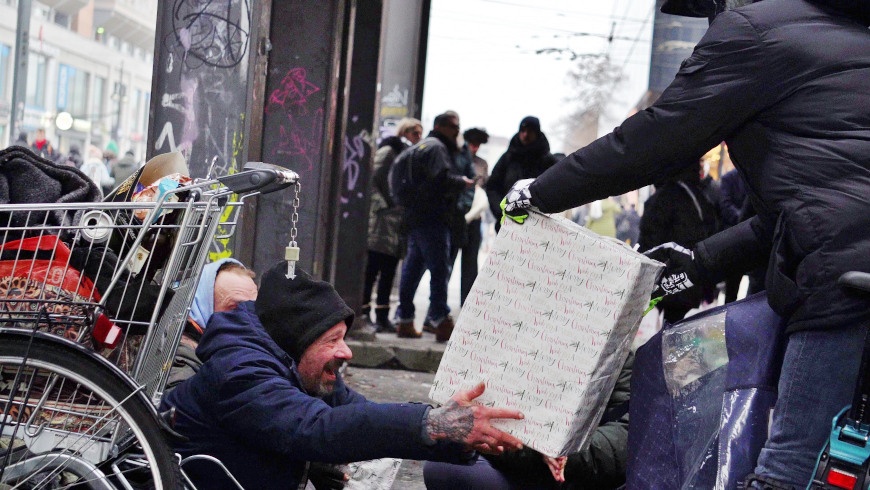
[
  {"x1": 340, "y1": 117, "x2": 372, "y2": 219},
  {"x1": 266, "y1": 68, "x2": 324, "y2": 173},
  {"x1": 152, "y1": 0, "x2": 253, "y2": 260}
]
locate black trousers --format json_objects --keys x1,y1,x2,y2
[
  {"x1": 450, "y1": 219, "x2": 482, "y2": 306},
  {"x1": 363, "y1": 250, "x2": 400, "y2": 317}
]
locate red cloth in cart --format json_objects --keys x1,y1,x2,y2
[{"x1": 0, "y1": 235, "x2": 100, "y2": 331}]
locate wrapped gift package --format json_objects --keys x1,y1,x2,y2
[{"x1": 430, "y1": 211, "x2": 662, "y2": 457}]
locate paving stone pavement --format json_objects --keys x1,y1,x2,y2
[{"x1": 343, "y1": 366, "x2": 436, "y2": 490}]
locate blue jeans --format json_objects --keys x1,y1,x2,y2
[
  {"x1": 396, "y1": 221, "x2": 451, "y2": 324},
  {"x1": 754, "y1": 325, "x2": 867, "y2": 487}
]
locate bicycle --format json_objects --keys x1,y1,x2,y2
[{"x1": 0, "y1": 160, "x2": 299, "y2": 489}]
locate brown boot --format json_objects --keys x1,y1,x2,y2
[
  {"x1": 397, "y1": 321, "x2": 422, "y2": 338},
  {"x1": 435, "y1": 316, "x2": 455, "y2": 343}
]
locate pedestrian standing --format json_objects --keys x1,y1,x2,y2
[
  {"x1": 392, "y1": 113, "x2": 474, "y2": 341},
  {"x1": 485, "y1": 116, "x2": 557, "y2": 232},
  {"x1": 361, "y1": 118, "x2": 422, "y2": 332},
  {"x1": 456, "y1": 127, "x2": 490, "y2": 305}
]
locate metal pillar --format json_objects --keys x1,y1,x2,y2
[
  {"x1": 330, "y1": 0, "x2": 383, "y2": 324},
  {"x1": 9, "y1": 0, "x2": 32, "y2": 140},
  {"x1": 147, "y1": 0, "x2": 255, "y2": 179},
  {"x1": 147, "y1": 0, "x2": 262, "y2": 262},
  {"x1": 243, "y1": 0, "x2": 349, "y2": 278},
  {"x1": 375, "y1": 0, "x2": 431, "y2": 140}
]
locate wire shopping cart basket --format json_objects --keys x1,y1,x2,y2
[{"x1": 0, "y1": 161, "x2": 299, "y2": 489}]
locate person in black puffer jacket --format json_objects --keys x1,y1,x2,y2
[
  {"x1": 639, "y1": 161, "x2": 720, "y2": 322},
  {"x1": 485, "y1": 116, "x2": 558, "y2": 232},
  {"x1": 501, "y1": 0, "x2": 870, "y2": 486}
]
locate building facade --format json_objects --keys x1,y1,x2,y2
[{"x1": 0, "y1": 0, "x2": 155, "y2": 160}]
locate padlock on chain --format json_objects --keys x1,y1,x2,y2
[{"x1": 286, "y1": 182, "x2": 302, "y2": 279}]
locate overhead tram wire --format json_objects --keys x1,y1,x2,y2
[
  {"x1": 620, "y1": 2, "x2": 656, "y2": 72},
  {"x1": 473, "y1": 0, "x2": 652, "y2": 24}
]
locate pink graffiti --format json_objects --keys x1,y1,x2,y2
[
  {"x1": 268, "y1": 68, "x2": 324, "y2": 172},
  {"x1": 266, "y1": 68, "x2": 321, "y2": 115},
  {"x1": 273, "y1": 109, "x2": 324, "y2": 172}
]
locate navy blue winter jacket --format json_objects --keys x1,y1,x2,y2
[{"x1": 160, "y1": 302, "x2": 470, "y2": 490}]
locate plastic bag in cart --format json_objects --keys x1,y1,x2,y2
[{"x1": 626, "y1": 293, "x2": 787, "y2": 489}]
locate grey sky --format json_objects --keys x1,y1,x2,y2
[{"x1": 422, "y1": 0, "x2": 656, "y2": 155}]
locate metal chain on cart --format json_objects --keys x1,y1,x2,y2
[{"x1": 286, "y1": 182, "x2": 301, "y2": 279}]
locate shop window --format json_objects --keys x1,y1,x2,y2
[
  {"x1": 25, "y1": 52, "x2": 46, "y2": 109},
  {"x1": 56, "y1": 64, "x2": 88, "y2": 116},
  {"x1": 92, "y1": 76, "x2": 106, "y2": 122},
  {"x1": 0, "y1": 44, "x2": 9, "y2": 99}
]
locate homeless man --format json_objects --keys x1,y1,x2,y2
[
  {"x1": 500, "y1": 0, "x2": 870, "y2": 486},
  {"x1": 160, "y1": 262, "x2": 525, "y2": 490}
]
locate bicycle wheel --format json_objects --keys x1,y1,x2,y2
[{"x1": 0, "y1": 332, "x2": 182, "y2": 489}]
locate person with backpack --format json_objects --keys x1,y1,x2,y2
[
  {"x1": 361, "y1": 118, "x2": 423, "y2": 333},
  {"x1": 389, "y1": 113, "x2": 474, "y2": 341}
]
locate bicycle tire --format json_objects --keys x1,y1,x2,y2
[{"x1": 0, "y1": 333, "x2": 183, "y2": 489}]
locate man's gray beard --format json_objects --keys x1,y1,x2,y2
[{"x1": 310, "y1": 382, "x2": 334, "y2": 399}]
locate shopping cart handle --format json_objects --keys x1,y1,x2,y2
[
  {"x1": 216, "y1": 162, "x2": 299, "y2": 194},
  {"x1": 839, "y1": 271, "x2": 870, "y2": 294}
]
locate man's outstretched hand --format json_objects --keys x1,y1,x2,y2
[
  {"x1": 500, "y1": 178, "x2": 536, "y2": 225},
  {"x1": 426, "y1": 382, "x2": 524, "y2": 455}
]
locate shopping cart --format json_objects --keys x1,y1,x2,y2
[{"x1": 0, "y1": 161, "x2": 299, "y2": 489}]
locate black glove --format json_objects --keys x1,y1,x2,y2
[
  {"x1": 308, "y1": 462, "x2": 348, "y2": 490},
  {"x1": 643, "y1": 242, "x2": 705, "y2": 309}
]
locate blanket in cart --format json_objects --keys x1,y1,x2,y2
[{"x1": 0, "y1": 146, "x2": 100, "y2": 234}]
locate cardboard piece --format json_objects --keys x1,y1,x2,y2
[
  {"x1": 343, "y1": 458, "x2": 402, "y2": 490},
  {"x1": 429, "y1": 212, "x2": 662, "y2": 457}
]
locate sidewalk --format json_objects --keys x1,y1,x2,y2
[{"x1": 342, "y1": 366, "x2": 435, "y2": 489}]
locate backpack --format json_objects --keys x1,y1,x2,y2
[{"x1": 389, "y1": 137, "x2": 435, "y2": 207}]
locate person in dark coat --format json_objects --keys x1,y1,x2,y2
[
  {"x1": 160, "y1": 262, "x2": 523, "y2": 490},
  {"x1": 65, "y1": 144, "x2": 84, "y2": 168},
  {"x1": 393, "y1": 113, "x2": 474, "y2": 341},
  {"x1": 500, "y1": 0, "x2": 870, "y2": 486},
  {"x1": 362, "y1": 117, "x2": 422, "y2": 332},
  {"x1": 638, "y1": 162, "x2": 720, "y2": 322},
  {"x1": 12, "y1": 131, "x2": 28, "y2": 148},
  {"x1": 29, "y1": 128, "x2": 58, "y2": 162},
  {"x1": 485, "y1": 116, "x2": 558, "y2": 232},
  {"x1": 424, "y1": 353, "x2": 633, "y2": 490},
  {"x1": 453, "y1": 127, "x2": 490, "y2": 305},
  {"x1": 113, "y1": 150, "x2": 139, "y2": 184}
]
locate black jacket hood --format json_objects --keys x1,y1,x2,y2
[
  {"x1": 378, "y1": 135, "x2": 406, "y2": 155},
  {"x1": 507, "y1": 131, "x2": 552, "y2": 161}
]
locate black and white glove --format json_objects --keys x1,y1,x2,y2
[
  {"x1": 644, "y1": 242, "x2": 705, "y2": 307},
  {"x1": 499, "y1": 178, "x2": 536, "y2": 225}
]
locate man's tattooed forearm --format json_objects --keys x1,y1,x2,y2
[{"x1": 426, "y1": 400, "x2": 474, "y2": 443}]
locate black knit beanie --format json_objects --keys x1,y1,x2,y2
[
  {"x1": 519, "y1": 116, "x2": 541, "y2": 133},
  {"x1": 255, "y1": 262, "x2": 355, "y2": 360}
]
